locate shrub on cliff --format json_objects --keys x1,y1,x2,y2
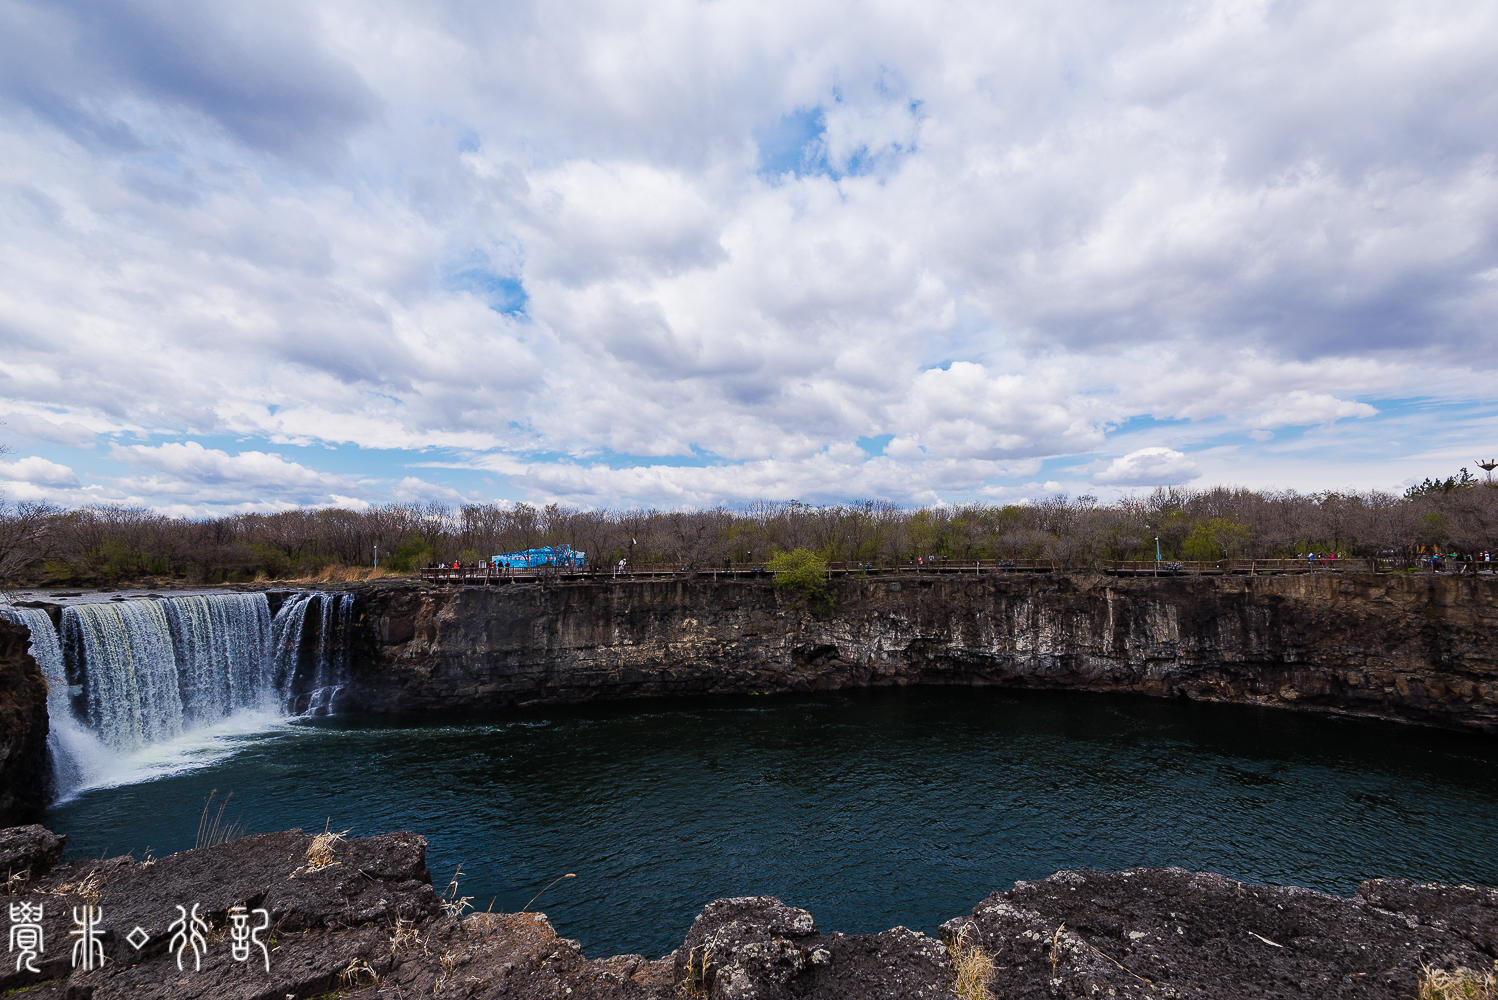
[{"x1": 767, "y1": 548, "x2": 832, "y2": 612}]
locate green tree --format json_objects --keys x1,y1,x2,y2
[
  {"x1": 767, "y1": 547, "x2": 832, "y2": 611},
  {"x1": 1404, "y1": 468, "x2": 1478, "y2": 498},
  {"x1": 1182, "y1": 517, "x2": 1252, "y2": 560}
]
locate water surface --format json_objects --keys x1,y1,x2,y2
[{"x1": 45, "y1": 688, "x2": 1498, "y2": 958}]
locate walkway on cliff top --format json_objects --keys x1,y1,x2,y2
[{"x1": 420, "y1": 556, "x2": 1491, "y2": 586}]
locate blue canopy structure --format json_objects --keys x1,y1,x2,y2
[{"x1": 491, "y1": 545, "x2": 585, "y2": 568}]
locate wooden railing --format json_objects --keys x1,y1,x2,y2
[{"x1": 417, "y1": 555, "x2": 1478, "y2": 586}]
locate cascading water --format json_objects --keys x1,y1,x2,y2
[
  {"x1": 4, "y1": 590, "x2": 355, "y2": 801},
  {"x1": 269, "y1": 591, "x2": 354, "y2": 716},
  {"x1": 162, "y1": 594, "x2": 276, "y2": 723},
  {"x1": 0, "y1": 607, "x2": 107, "y2": 797},
  {"x1": 63, "y1": 600, "x2": 188, "y2": 749}
]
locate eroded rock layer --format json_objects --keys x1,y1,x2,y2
[{"x1": 347, "y1": 573, "x2": 1498, "y2": 732}]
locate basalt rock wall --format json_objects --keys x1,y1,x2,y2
[
  {"x1": 0, "y1": 618, "x2": 50, "y2": 825},
  {"x1": 346, "y1": 572, "x2": 1498, "y2": 732}
]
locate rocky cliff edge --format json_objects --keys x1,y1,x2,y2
[{"x1": 1, "y1": 826, "x2": 1493, "y2": 999}]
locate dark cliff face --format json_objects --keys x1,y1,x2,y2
[
  {"x1": 0, "y1": 618, "x2": 50, "y2": 825},
  {"x1": 345, "y1": 573, "x2": 1497, "y2": 732}
]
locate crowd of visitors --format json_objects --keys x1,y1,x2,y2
[{"x1": 1422, "y1": 550, "x2": 1493, "y2": 572}]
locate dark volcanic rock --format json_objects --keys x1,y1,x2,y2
[
  {"x1": 940, "y1": 868, "x2": 1498, "y2": 999},
  {"x1": 0, "y1": 616, "x2": 49, "y2": 825},
  {"x1": 346, "y1": 573, "x2": 1498, "y2": 733},
  {"x1": 0, "y1": 827, "x2": 445, "y2": 998},
  {"x1": 673, "y1": 896, "x2": 950, "y2": 999},
  {"x1": 0, "y1": 823, "x2": 65, "y2": 883},
  {"x1": 1, "y1": 827, "x2": 1492, "y2": 999}
]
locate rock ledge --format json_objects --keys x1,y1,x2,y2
[{"x1": 1, "y1": 827, "x2": 1493, "y2": 999}]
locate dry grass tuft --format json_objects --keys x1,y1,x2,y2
[
  {"x1": 435, "y1": 950, "x2": 459, "y2": 992},
  {"x1": 4, "y1": 868, "x2": 29, "y2": 897},
  {"x1": 389, "y1": 915, "x2": 426, "y2": 956},
  {"x1": 441, "y1": 863, "x2": 474, "y2": 918},
  {"x1": 1421, "y1": 963, "x2": 1498, "y2": 1000},
  {"x1": 195, "y1": 789, "x2": 248, "y2": 850},
  {"x1": 678, "y1": 928, "x2": 727, "y2": 999},
  {"x1": 947, "y1": 923, "x2": 995, "y2": 1000},
  {"x1": 53, "y1": 869, "x2": 104, "y2": 907},
  {"x1": 341, "y1": 956, "x2": 379, "y2": 988},
  {"x1": 294, "y1": 820, "x2": 350, "y2": 876}
]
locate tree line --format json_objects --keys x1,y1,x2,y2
[{"x1": 0, "y1": 477, "x2": 1495, "y2": 586}]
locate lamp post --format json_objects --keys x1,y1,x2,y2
[
  {"x1": 373, "y1": 544, "x2": 378, "y2": 569},
  {"x1": 1155, "y1": 535, "x2": 1161, "y2": 576}
]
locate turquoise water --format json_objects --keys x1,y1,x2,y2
[{"x1": 44, "y1": 688, "x2": 1498, "y2": 959}]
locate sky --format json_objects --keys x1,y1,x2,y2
[{"x1": 1, "y1": 0, "x2": 1496, "y2": 516}]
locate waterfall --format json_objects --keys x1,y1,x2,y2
[
  {"x1": 63, "y1": 601, "x2": 189, "y2": 750},
  {"x1": 269, "y1": 591, "x2": 354, "y2": 716},
  {"x1": 162, "y1": 594, "x2": 275, "y2": 723},
  {"x1": 4, "y1": 590, "x2": 356, "y2": 799},
  {"x1": 0, "y1": 607, "x2": 107, "y2": 797}
]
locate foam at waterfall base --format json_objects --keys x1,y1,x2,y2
[{"x1": 51, "y1": 705, "x2": 295, "y2": 801}]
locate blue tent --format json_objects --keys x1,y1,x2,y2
[{"x1": 491, "y1": 545, "x2": 586, "y2": 568}]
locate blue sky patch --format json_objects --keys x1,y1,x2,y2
[
  {"x1": 755, "y1": 107, "x2": 830, "y2": 179},
  {"x1": 442, "y1": 257, "x2": 528, "y2": 316}
]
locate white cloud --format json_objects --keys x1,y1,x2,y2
[
  {"x1": 0, "y1": 455, "x2": 80, "y2": 488},
  {"x1": 1251, "y1": 391, "x2": 1379, "y2": 429},
  {"x1": 0, "y1": 0, "x2": 1494, "y2": 510},
  {"x1": 1091, "y1": 447, "x2": 1202, "y2": 486},
  {"x1": 105, "y1": 441, "x2": 361, "y2": 503}
]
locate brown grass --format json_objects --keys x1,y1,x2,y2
[
  {"x1": 1421, "y1": 964, "x2": 1498, "y2": 1000},
  {"x1": 297, "y1": 821, "x2": 349, "y2": 875},
  {"x1": 195, "y1": 789, "x2": 248, "y2": 849},
  {"x1": 389, "y1": 915, "x2": 426, "y2": 956},
  {"x1": 53, "y1": 869, "x2": 104, "y2": 907},
  {"x1": 290, "y1": 565, "x2": 406, "y2": 584},
  {"x1": 441, "y1": 863, "x2": 474, "y2": 918},
  {"x1": 436, "y1": 950, "x2": 458, "y2": 993},
  {"x1": 947, "y1": 924, "x2": 995, "y2": 1000},
  {"x1": 341, "y1": 956, "x2": 378, "y2": 988}
]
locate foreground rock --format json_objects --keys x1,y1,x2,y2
[
  {"x1": 0, "y1": 617, "x2": 49, "y2": 825},
  {"x1": 349, "y1": 573, "x2": 1498, "y2": 734},
  {"x1": 1, "y1": 827, "x2": 1493, "y2": 999}
]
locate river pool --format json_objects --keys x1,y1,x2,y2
[{"x1": 44, "y1": 687, "x2": 1498, "y2": 958}]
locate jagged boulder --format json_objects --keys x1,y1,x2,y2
[
  {"x1": 0, "y1": 824, "x2": 65, "y2": 883},
  {"x1": 672, "y1": 895, "x2": 951, "y2": 999}
]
